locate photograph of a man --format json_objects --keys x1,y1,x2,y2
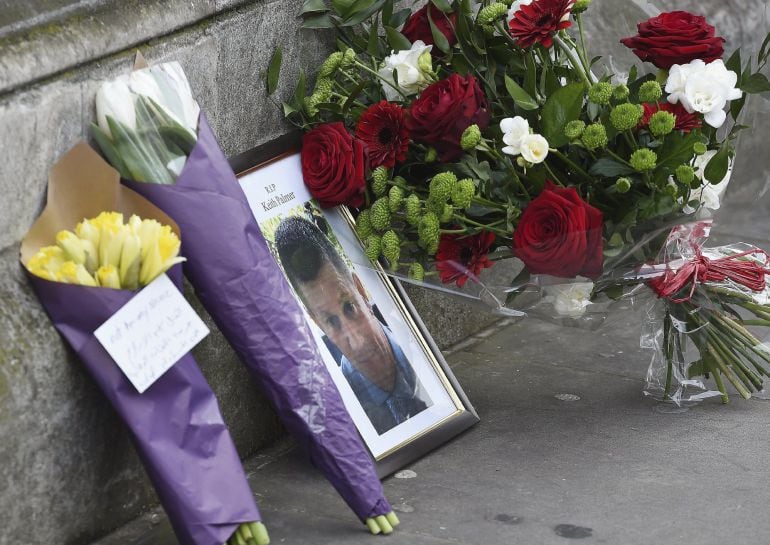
[{"x1": 275, "y1": 215, "x2": 432, "y2": 434}]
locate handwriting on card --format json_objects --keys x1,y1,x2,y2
[{"x1": 95, "y1": 274, "x2": 210, "y2": 393}]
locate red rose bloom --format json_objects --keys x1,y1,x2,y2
[
  {"x1": 436, "y1": 232, "x2": 496, "y2": 287},
  {"x1": 513, "y1": 182, "x2": 603, "y2": 279},
  {"x1": 508, "y1": 0, "x2": 575, "y2": 49},
  {"x1": 402, "y1": 4, "x2": 457, "y2": 47},
  {"x1": 640, "y1": 102, "x2": 702, "y2": 133},
  {"x1": 620, "y1": 11, "x2": 725, "y2": 69},
  {"x1": 301, "y1": 122, "x2": 366, "y2": 208},
  {"x1": 355, "y1": 101, "x2": 410, "y2": 169},
  {"x1": 407, "y1": 73, "x2": 490, "y2": 161}
]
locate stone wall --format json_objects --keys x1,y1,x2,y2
[{"x1": 0, "y1": 1, "x2": 768, "y2": 543}]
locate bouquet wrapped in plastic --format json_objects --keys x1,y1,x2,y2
[
  {"x1": 21, "y1": 143, "x2": 265, "y2": 545},
  {"x1": 269, "y1": 0, "x2": 770, "y2": 404},
  {"x1": 91, "y1": 55, "x2": 399, "y2": 534}
]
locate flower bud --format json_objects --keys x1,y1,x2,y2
[
  {"x1": 58, "y1": 261, "x2": 98, "y2": 287},
  {"x1": 405, "y1": 194, "x2": 422, "y2": 226},
  {"x1": 417, "y1": 212, "x2": 440, "y2": 252},
  {"x1": 477, "y1": 2, "x2": 508, "y2": 25},
  {"x1": 56, "y1": 230, "x2": 86, "y2": 266},
  {"x1": 649, "y1": 110, "x2": 676, "y2": 137},
  {"x1": 371, "y1": 166, "x2": 389, "y2": 196},
  {"x1": 612, "y1": 84, "x2": 629, "y2": 101},
  {"x1": 424, "y1": 147, "x2": 438, "y2": 163},
  {"x1": 355, "y1": 209, "x2": 374, "y2": 240},
  {"x1": 341, "y1": 48, "x2": 356, "y2": 69},
  {"x1": 675, "y1": 165, "x2": 695, "y2": 185},
  {"x1": 381, "y1": 230, "x2": 401, "y2": 268},
  {"x1": 572, "y1": 0, "x2": 592, "y2": 14},
  {"x1": 451, "y1": 179, "x2": 476, "y2": 209},
  {"x1": 429, "y1": 172, "x2": 458, "y2": 202},
  {"x1": 313, "y1": 78, "x2": 334, "y2": 102},
  {"x1": 408, "y1": 262, "x2": 425, "y2": 282},
  {"x1": 630, "y1": 148, "x2": 657, "y2": 171},
  {"x1": 364, "y1": 234, "x2": 382, "y2": 262},
  {"x1": 370, "y1": 197, "x2": 392, "y2": 232},
  {"x1": 638, "y1": 81, "x2": 662, "y2": 103},
  {"x1": 389, "y1": 185, "x2": 405, "y2": 212},
  {"x1": 96, "y1": 264, "x2": 122, "y2": 289},
  {"x1": 615, "y1": 177, "x2": 632, "y2": 193},
  {"x1": 693, "y1": 142, "x2": 708, "y2": 155},
  {"x1": 588, "y1": 82, "x2": 613, "y2": 105},
  {"x1": 610, "y1": 103, "x2": 643, "y2": 131},
  {"x1": 564, "y1": 120, "x2": 586, "y2": 140},
  {"x1": 319, "y1": 52, "x2": 343, "y2": 78},
  {"x1": 581, "y1": 123, "x2": 608, "y2": 150},
  {"x1": 120, "y1": 232, "x2": 142, "y2": 290},
  {"x1": 418, "y1": 50, "x2": 434, "y2": 74},
  {"x1": 461, "y1": 124, "x2": 482, "y2": 151}
]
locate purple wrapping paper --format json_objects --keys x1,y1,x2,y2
[
  {"x1": 27, "y1": 264, "x2": 260, "y2": 545},
  {"x1": 123, "y1": 115, "x2": 391, "y2": 521}
]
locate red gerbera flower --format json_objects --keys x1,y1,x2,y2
[
  {"x1": 436, "y1": 232, "x2": 496, "y2": 287},
  {"x1": 355, "y1": 101, "x2": 410, "y2": 169},
  {"x1": 508, "y1": 0, "x2": 575, "y2": 49},
  {"x1": 640, "y1": 102, "x2": 702, "y2": 133}
]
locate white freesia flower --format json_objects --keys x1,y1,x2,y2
[
  {"x1": 130, "y1": 62, "x2": 200, "y2": 136},
  {"x1": 96, "y1": 78, "x2": 136, "y2": 136},
  {"x1": 519, "y1": 133, "x2": 549, "y2": 164},
  {"x1": 547, "y1": 281, "x2": 595, "y2": 318},
  {"x1": 378, "y1": 41, "x2": 433, "y2": 101},
  {"x1": 686, "y1": 150, "x2": 733, "y2": 211},
  {"x1": 665, "y1": 59, "x2": 742, "y2": 128},
  {"x1": 500, "y1": 116, "x2": 530, "y2": 156}
]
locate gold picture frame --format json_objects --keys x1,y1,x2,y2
[{"x1": 231, "y1": 135, "x2": 478, "y2": 476}]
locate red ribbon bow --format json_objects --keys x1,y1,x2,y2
[{"x1": 649, "y1": 248, "x2": 770, "y2": 303}]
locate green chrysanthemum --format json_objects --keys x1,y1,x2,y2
[
  {"x1": 418, "y1": 212, "x2": 440, "y2": 252},
  {"x1": 610, "y1": 103, "x2": 643, "y2": 131},
  {"x1": 477, "y1": 2, "x2": 508, "y2": 25},
  {"x1": 388, "y1": 185, "x2": 404, "y2": 212},
  {"x1": 319, "y1": 52, "x2": 343, "y2": 78},
  {"x1": 581, "y1": 123, "x2": 608, "y2": 150},
  {"x1": 630, "y1": 148, "x2": 657, "y2": 171},
  {"x1": 615, "y1": 177, "x2": 632, "y2": 193},
  {"x1": 364, "y1": 234, "x2": 381, "y2": 262},
  {"x1": 693, "y1": 142, "x2": 708, "y2": 155},
  {"x1": 564, "y1": 120, "x2": 586, "y2": 140},
  {"x1": 355, "y1": 209, "x2": 373, "y2": 240},
  {"x1": 675, "y1": 165, "x2": 695, "y2": 185},
  {"x1": 461, "y1": 124, "x2": 482, "y2": 151},
  {"x1": 572, "y1": 0, "x2": 592, "y2": 14},
  {"x1": 341, "y1": 48, "x2": 356, "y2": 69},
  {"x1": 313, "y1": 78, "x2": 334, "y2": 102},
  {"x1": 588, "y1": 82, "x2": 613, "y2": 105},
  {"x1": 405, "y1": 194, "x2": 421, "y2": 226},
  {"x1": 370, "y1": 197, "x2": 391, "y2": 231},
  {"x1": 424, "y1": 147, "x2": 438, "y2": 163},
  {"x1": 439, "y1": 204, "x2": 454, "y2": 223},
  {"x1": 429, "y1": 172, "x2": 458, "y2": 202},
  {"x1": 649, "y1": 110, "x2": 676, "y2": 137},
  {"x1": 408, "y1": 262, "x2": 425, "y2": 282},
  {"x1": 371, "y1": 166, "x2": 389, "y2": 196},
  {"x1": 612, "y1": 83, "x2": 630, "y2": 101},
  {"x1": 304, "y1": 94, "x2": 320, "y2": 117},
  {"x1": 638, "y1": 81, "x2": 663, "y2": 103},
  {"x1": 451, "y1": 179, "x2": 476, "y2": 209},
  {"x1": 381, "y1": 230, "x2": 401, "y2": 267}
]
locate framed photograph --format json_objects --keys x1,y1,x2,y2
[{"x1": 231, "y1": 136, "x2": 478, "y2": 477}]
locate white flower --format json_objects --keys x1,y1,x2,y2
[
  {"x1": 96, "y1": 77, "x2": 136, "y2": 136},
  {"x1": 519, "y1": 133, "x2": 549, "y2": 164},
  {"x1": 507, "y1": 0, "x2": 569, "y2": 23},
  {"x1": 546, "y1": 281, "x2": 594, "y2": 318},
  {"x1": 665, "y1": 59, "x2": 742, "y2": 128},
  {"x1": 500, "y1": 116, "x2": 530, "y2": 156},
  {"x1": 378, "y1": 41, "x2": 433, "y2": 101},
  {"x1": 130, "y1": 62, "x2": 200, "y2": 136},
  {"x1": 687, "y1": 150, "x2": 733, "y2": 211}
]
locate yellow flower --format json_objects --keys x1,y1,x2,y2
[
  {"x1": 120, "y1": 232, "x2": 141, "y2": 290},
  {"x1": 98, "y1": 220, "x2": 127, "y2": 269},
  {"x1": 75, "y1": 218, "x2": 101, "y2": 249},
  {"x1": 133, "y1": 217, "x2": 163, "y2": 260},
  {"x1": 27, "y1": 246, "x2": 66, "y2": 279},
  {"x1": 96, "y1": 265, "x2": 121, "y2": 289},
  {"x1": 139, "y1": 225, "x2": 184, "y2": 285},
  {"x1": 56, "y1": 230, "x2": 86, "y2": 264},
  {"x1": 58, "y1": 261, "x2": 98, "y2": 287}
]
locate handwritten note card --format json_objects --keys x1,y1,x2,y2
[{"x1": 95, "y1": 274, "x2": 210, "y2": 393}]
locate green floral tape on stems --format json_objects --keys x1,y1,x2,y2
[{"x1": 365, "y1": 511, "x2": 401, "y2": 535}]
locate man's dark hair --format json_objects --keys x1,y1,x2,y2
[{"x1": 274, "y1": 216, "x2": 349, "y2": 293}]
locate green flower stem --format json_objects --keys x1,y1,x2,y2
[
  {"x1": 709, "y1": 339, "x2": 753, "y2": 399},
  {"x1": 708, "y1": 325, "x2": 762, "y2": 389},
  {"x1": 543, "y1": 161, "x2": 566, "y2": 187},
  {"x1": 472, "y1": 196, "x2": 508, "y2": 210},
  {"x1": 623, "y1": 131, "x2": 639, "y2": 152},
  {"x1": 740, "y1": 319, "x2": 770, "y2": 327},
  {"x1": 712, "y1": 320, "x2": 770, "y2": 377},
  {"x1": 352, "y1": 59, "x2": 409, "y2": 100},
  {"x1": 663, "y1": 310, "x2": 675, "y2": 400},
  {"x1": 452, "y1": 214, "x2": 511, "y2": 237},
  {"x1": 440, "y1": 228, "x2": 468, "y2": 234},
  {"x1": 549, "y1": 149, "x2": 592, "y2": 182},
  {"x1": 705, "y1": 285, "x2": 755, "y2": 303},
  {"x1": 553, "y1": 34, "x2": 592, "y2": 87},
  {"x1": 576, "y1": 13, "x2": 590, "y2": 74},
  {"x1": 604, "y1": 148, "x2": 632, "y2": 167}
]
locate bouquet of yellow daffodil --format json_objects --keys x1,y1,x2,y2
[
  {"x1": 22, "y1": 143, "x2": 266, "y2": 545},
  {"x1": 28, "y1": 211, "x2": 185, "y2": 290}
]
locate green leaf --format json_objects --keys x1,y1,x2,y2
[
  {"x1": 430, "y1": 0, "x2": 453, "y2": 12},
  {"x1": 427, "y1": 7, "x2": 450, "y2": 53},
  {"x1": 331, "y1": 0, "x2": 357, "y2": 18},
  {"x1": 760, "y1": 32, "x2": 770, "y2": 64},
  {"x1": 301, "y1": 13, "x2": 335, "y2": 28},
  {"x1": 704, "y1": 145, "x2": 730, "y2": 184},
  {"x1": 725, "y1": 48, "x2": 741, "y2": 76},
  {"x1": 340, "y1": 0, "x2": 388, "y2": 26},
  {"x1": 282, "y1": 102, "x2": 300, "y2": 117},
  {"x1": 301, "y1": 0, "x2": 328, "y2": 14},
  {"x1": 656, "y1": 131, "x2": 699, "y2": 171},
  {"x1": 588, "y1": 157, "x2": 634, "y2": 178},
  {"x1": 382, "y1": 0, "x2": 393, "y2": 24},
  {"x1": 90, "y1": 123, "x2": 130, "y2": 178},
  {"x1": 503, "y1": 75, "x2": 538, "y2": 110},
  {"x1": 267, "y1": 47, "x2": 282, "y2": 96},
  {"x1": 367, "y1": 14, "x2": 380, "y2": 56},
  {"x1": 292, "y1": 70, "x2": 307, "y2": 111},
  {"x1": 540, "y1": 82, "x2": 585, "y2": 148},
  {"x1": 741, "y1": 72, "x2": 770, "y2": 94},
  {"x1": 389, "y1": 8, "x2": 411, "y2": 28},
  {"x1": 384, "y1": 25, "x2": 411, "y2": 50}
]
